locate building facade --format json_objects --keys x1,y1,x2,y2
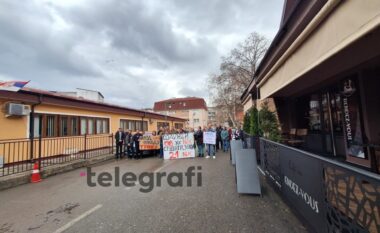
[
  {"x1": 242, "y1": 0, "x2": 380, "y2": 174},
  {"x1": 0, "y1": 87, "x2": 186, "y2": 141},
  {"x1": 153, "y1": 97, "x2": 208, "y2": 129},
  {"x1": 241, "y1": 2, "x2": 380, "y2": 232}
]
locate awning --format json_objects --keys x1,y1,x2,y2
[{"x1": 258, "y1": 0, "x2": 380, "y2": 99}]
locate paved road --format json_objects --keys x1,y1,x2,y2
[{"x1": 0, "y1": 151, "x2": 308, "y2": 233}]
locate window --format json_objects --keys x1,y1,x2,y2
[
  {"x1": 136, "y1": 121, "x2": 142, "y2": 131},
  {"x1": 88, "y1": 119, "x2": 94, "y2": 135},
  {"x1": 121, "y1": 120, "x2": 148, "y2": 132},
  {"x1": 33, "y1": 115, "x2": 41, "y2": 137},
  {"x1": 37, "y1": 114, "x2": 108, "y2": 137},
  {"x1": 128, "y1": 121, "x2": 136, "y2": 131},
  {"x1": 157, "y1": 122, "x2": 170, "y2": 130},
  {"x1": 60, "y1": 117, "x2": 68, "y2": 136},
  {"x1": 81, "y1": 118, "x2": 87, "y2": 135},
  {"x1": 143, "y1": 121, "x2": 148, "y2": 131},
  {"x1": 309, "y1": 94, "x2": 321, "y2": 131},
  {"x1": 174, "y1": 123, "x2": 183, "y2": 129},
  {"x1": 193, "y1": 119, "x2": 199, "y2": 123},
  {"x1": 96, "y1": 119, "x2": 102, "y2": 134},
  {"x1": 71, "y1": 117, "x2": 78, "y2": 136},
  {"x1": 102, "y1": 119, "x2": 108, "y2": 133},
  {"x1": 46, "y1": 116, "x2": 56, "y2": 137}
]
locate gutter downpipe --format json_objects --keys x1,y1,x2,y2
[{"x1": 257, "y1": 0, "x2": 342, "y2": 89}]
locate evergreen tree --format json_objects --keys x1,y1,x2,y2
[
  {"x1": 243, "y1": 111, "x2": 251, "y2": 133},
  {"x1": 259, "y1": 102, "x2": 281, "y2": 142},
  {"x1": 249, "y1": 107, "x2": 261, "y2": 136}
]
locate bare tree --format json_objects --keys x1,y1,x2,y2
[{"x1": 209, "y1": 32, "x2": 269, "y2": 127}]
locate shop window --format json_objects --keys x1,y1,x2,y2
[{"x1": 309, "y1": 95, "x2": 321, "y2": 131}]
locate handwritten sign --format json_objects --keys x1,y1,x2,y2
[
  {"x1": 203, "y1": 131, "x2": 216, "y2": 145},
  {"x1": 163, "y1": 133, "x2": 195, "y2": 160},
  {"x1": 139, "y1": 135, "x2": 160, "y2": 150}
]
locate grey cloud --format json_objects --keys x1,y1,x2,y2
[
  {"x1": 0, "y1": 0, "x2": 283, "y2": 108},
  {"x1": 0, "y1": 1, "x2": 101, "y2": 80}
]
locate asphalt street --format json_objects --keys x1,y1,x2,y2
[{"x1": 0, "y1": 151, "x2": 308, "y2": 233}]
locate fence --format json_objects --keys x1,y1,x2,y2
[
  {"x1": 260, "y1": 138, "x2": 380, "y2": 233},
  {"x1": 0, "y1": 134, "x2": 113, "y2": 177}
]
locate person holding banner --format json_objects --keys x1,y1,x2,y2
[
  {"x1": 204, "y1": 125, "x2": 216, "y2": 159},
  {"x1": 132, "y1": 131, "x2": 143, "y2": 159},
  {"x1": 194, "y1": 127, "x2": 204, "y2": 157}
]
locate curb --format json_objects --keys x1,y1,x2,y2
[{"x1": 0, "y1": 154, "x2": 115, "y2": 191}]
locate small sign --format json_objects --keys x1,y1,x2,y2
[{"x1": 203, "y1": 131, "x2": 216, "y2": 145}]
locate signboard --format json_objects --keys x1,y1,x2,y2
[
  {"x1": 163, "y1": 133, "x2": 195, "y2": 159},
  {"x1": 139, "y1": 135, "x2": 160, "y2": 150},
  {"x1": 341, "y1": 78, "x2": 365, "y2": 158},
  {"x1": 203, "y1": 131, "x2": 216, "y2": 145}
]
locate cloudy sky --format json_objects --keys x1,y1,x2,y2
[{"x1": 0, "y1": 0, "x2": 283, "y2": 109}]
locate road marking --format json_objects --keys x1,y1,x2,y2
[
  {"x1": 153, "y1": 160, "x2": 173, "y2": 173},
  {"x1": 53, "y1": 204, "x2": 102, "y2": 233}
]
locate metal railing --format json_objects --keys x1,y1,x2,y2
[
  {"x1": 260, "y1": 138, "x2": 380, "y2": 233},
  {"x1": 0, "y1": 134, "x2": 113, "y2": 177}
]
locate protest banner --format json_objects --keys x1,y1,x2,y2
[
  {"x1": 203, "y1": 131, "x2": 216, "y2": 145},
  {"x1": 163, "y1": 133, "x2": 195, "y2": 160},
  {"x1": 139, "y1": 135, "x2": 160, "y2": 150}
]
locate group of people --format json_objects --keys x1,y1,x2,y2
[
  {"x1": 114, "y1": 125, "x2": 244, "y2": 160},
  {"x1": 115, "y1": 128, "x2": 144, "y2": 160},
  {"x1": 193, "y1": 125, "x2": 243, "y2": 159}
]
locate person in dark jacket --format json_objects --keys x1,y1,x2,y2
[
  {"x1": 115, "y1": 128, "x2": 125, "y2": 159},
  {"x1": 124, "y1": 130, "x2": 133, "y2": 159},
  {"x1": 216, "y1": 126, "x2": 222, "y2": 152},
  {"x1": 194, "y1": 127, "x2": 204, "y2": 157},
  {"x1": 132, "y1": 131, "x2": 143, "y2": 159}
]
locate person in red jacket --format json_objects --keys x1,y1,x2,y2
[{"x1": 228, "y1": 127, "x2": 232, "y2": 141}]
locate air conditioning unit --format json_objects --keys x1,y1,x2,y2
[{"x1": 5, "y1": 103, "x2": 31, "y2": 116}]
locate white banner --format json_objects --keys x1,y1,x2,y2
[
  {"x1": 203, "y1": 131, "x2": 216, "y2": 145},
  {"x1": 163, "y1": 133, "x2": 195, "y2": 160}
]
